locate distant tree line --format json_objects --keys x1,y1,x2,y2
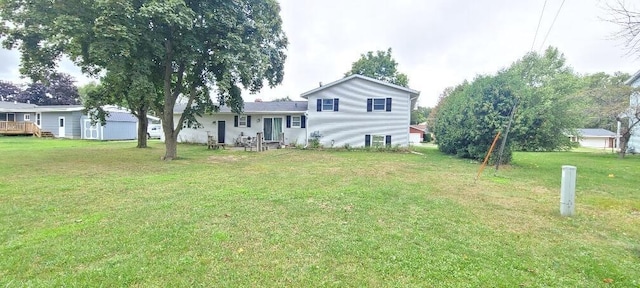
[{"x1": 0, "y1": 73, "x2": 80, "y2": 105}]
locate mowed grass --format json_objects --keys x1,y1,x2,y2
[{"x1": 1, "y1": 137, "x2": 639, "y2": 287}]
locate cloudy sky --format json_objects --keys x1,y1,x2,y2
[{"x1": 0, "y1": 0, "x2": 638, "y2": 107}]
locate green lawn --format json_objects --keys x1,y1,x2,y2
[{"x1": 1, "y1": 137, "x2": 639, "y2": 287}]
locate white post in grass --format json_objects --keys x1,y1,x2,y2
[{"x1": 560, "y1": 165, "x2": 577, "y2": 217}]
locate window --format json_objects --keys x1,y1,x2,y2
[
  {"x1": 238, "y1": 115, "x2": 247, "y2": 127},
  {"x1": 316, "y1": 98, "x2": 339, "y2": 112},
  {"x1": 373, "y1": 99, "x2": 386, "y2": 111},
  {"x1": 36, "y1": 113, "x2": 41, "y2": 127},
  {"x1": 24, "y1": 114, "x2": 31, "y2": 121},
  {"x1": 322, "y1": 99, "x2": 334, "y2": 111},
  {"x1": 292, "y1": 116, "x2": 301, "y2": 128},
  {"x1": 234, "y1": 115, "x2": 251, "y2": 128},
  {"x1": 372, "y1": 135, "x2": 385, "y2": 147},
  {"x1": 367, "y1": 98, "x2": 392, "y2": 112},
  {"x1": 366, "y1": 134, "x2": 391, "y2": 147}
]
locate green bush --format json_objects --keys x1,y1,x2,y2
[{"x1": 422, "y1": 133, "x2": 432, "y2": 143}]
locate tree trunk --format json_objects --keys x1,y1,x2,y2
[
  {"x1": 618, "y1": 133, "x2": 630, "y2": 159},
  {"x1": 163, "y1": 132, "x2": 178, "y2": 160},
  {"x1": 136, "y1": 110, "x2": 148, "y2": 148}
]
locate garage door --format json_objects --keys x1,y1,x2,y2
[{"x1": 409, "y1": 133, "x2": 422, "y2": 144}]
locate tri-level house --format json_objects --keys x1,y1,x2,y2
[{"x1": 172, "y1": 74, "x2": 420, "y2": 147}]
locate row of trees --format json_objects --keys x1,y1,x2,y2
[
  {"x1": 0, "y1": 0, "x2": 288, "y2": 160},
  {"x1": 0, "y1": 73, "x2": 80, "y2": 105},
  {"x1": 432, "y1": 47, "x2": 640, "y2": 162}
]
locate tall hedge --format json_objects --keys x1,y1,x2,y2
[{"x1": 433, "y1": 48, "x2": 582, "y2": 164}]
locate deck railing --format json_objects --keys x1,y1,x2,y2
[{"x1": 0, "y1": 121, "x2": 37, "y2": 134}]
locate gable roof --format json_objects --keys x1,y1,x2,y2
[
  {"x1": 300, "y1": 74, "x2": 420, "y2": 98},
  {"x1": 578, "y1": 128, "x2": 616, "y2": 137},
  {"x1": 625, "y1": 70, "x2": 640, "y2": 86},
  {"x1": 106, "y1": 111, "x2": 138, "y2": 122},
  {"x1": 0, "y1": 101, "x2": 38, "y2": 109},
  {"x1": 173, "y1": 101, "x2": 308, "y2": 114},
  {"x1": 410, "y1": 124, "x2": 427, "y2": 132},
  {"x1": 0, "y1": 101, "x2": 83, "y2": 112}
]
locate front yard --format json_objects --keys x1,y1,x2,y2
[{"x1": 0, "y1": 137, "x2": 638, "y2": 286}]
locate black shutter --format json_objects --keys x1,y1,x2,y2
[
  {"x1": 334, "y1": 98, "x2": 339, "y2": 111},
  {"x1": 234, "y1": 115, "x2": 238, "y2": 127},
  {"x1": 286, "y1": 115, "x2": 291, "y2": 128},
  {"x1": 385, "y1": 135, "x2": 391, "y2": 146},
  {"x1": 301, "y1": 115, "x2": 306, "y2": 128},
  {"x1": 247, "y1": 115, "x2": 251, "y2": 128},
  {"x1": 317, "y1": 99, "x2": 322, "y2": 112},
  {"x1": 386, "y1": 98, "x2": 392, "y2": 112},
  {"x1": 367, "y1": 98, "x2": 373, "y2": 112},
  {"x1": 365, "y1": 134, "x2": 371, "y2": 147}
]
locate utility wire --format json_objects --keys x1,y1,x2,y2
[
  {"x1": 530, "y1": 0, "x2": 548, "y2": 51},
  {"x1": 538, "y1": 0, "x2": 567, "y2": 52}
]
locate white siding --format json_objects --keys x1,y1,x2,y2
[
  {"x1": 580, "y1": 137, "x2": 612, "y2": 149},
  {"x1": 174, "y1": 113, "x2": 307, "y2": 145},
  {"x1": 629, "y1": 89, "x2": 640, "y2": 149},
  {"x1": 305, "y1": 77, "x2": 411, "y2": 148}
]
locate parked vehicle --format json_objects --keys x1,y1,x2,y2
[{"x1": 147, "y1": 124, "x2": 162, "y2": 139}]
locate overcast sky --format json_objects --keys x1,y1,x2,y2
[{"x1": 0, "y1": 0, "x2": 638, "y2": 107}]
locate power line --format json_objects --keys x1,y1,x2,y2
[
  {"x1": 538, "y1": 0, "x2": 567, "y2": 52},
  {"x1": 530, "y1": 0, "x2": 548, "y2": 51}
]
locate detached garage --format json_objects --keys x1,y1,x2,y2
[
  {"x1": 409, "y1": 125, "x2": 427, "y2": 144},
  {"x1": 81, "y1": 111, "x2": 138, "y2": 140},
  {"x1": 570, "y1": 128, "x2": 616, "y2": 149}
]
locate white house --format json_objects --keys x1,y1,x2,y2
[
  {"x1": 172, "y1": 74, "x2": 420, "y2": 148},
  {"x1": 172, "y1": 101, "x2": 308, "y2": 145},
  {"x1": 570, "y1": 128, "x2": 616, "y2": 149},
  {"x1": 624, "y1": 71, "x2": 640, "y2": 150},
  {"x1": 302, "y1": 74, "x2": 420, "y2": 148}
]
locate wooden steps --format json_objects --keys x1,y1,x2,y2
[{"x1": 39, "y1": 131, "x2": 55, "y2": 138}]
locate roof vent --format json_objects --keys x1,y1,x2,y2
[
  {"x1": 255, "y1": 98, "x2": 263, "y2": 102},
  {"x1": 319, "y1": 82, "x2": 322, "y2": 87}
]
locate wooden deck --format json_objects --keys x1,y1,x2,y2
[{"x1": 0, "y1": 121, "x2": 44, "y2": 136}]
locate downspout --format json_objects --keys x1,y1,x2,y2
[{"x1": 304, "y1": 111, "x2": 309, "y2": 149}]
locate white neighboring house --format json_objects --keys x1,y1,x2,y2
[
  {"x1": 624, "y1": 72, "x2": 640, "y2": 150},
  {"x1": 302, "y1": 74, "x2": 420, "y2": 148},
  {"x1": 570, "y1": 128, "x2": 616, "y2": 149},
  {"x1": 171, "y1": 74, "x2": 420, "y2": 147},
  {"x1": 171, "y1": 101, "x2": 308, "y2": 145}
]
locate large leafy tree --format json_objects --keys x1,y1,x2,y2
[
  {"x1": 434, "y1": 47, "x2": 582, "y2": 163},
  {"x1": 579, "y1": 72, "x2": 631, "y2": 130},
  {"x1": 345, "y1": 48, "x2": 409, "y2": 87},
  {"x1": 0, "y1": 80, "x2": 21, "y2": 102},
  {"x1": 410, "y1": 106, "x2": 431, "y2": 125},
  {"x1": 580, "y1": 73, "x2": 640, "y2": 158},
  {"x1": 1, "y1": 0, "x2": 287, "y2": 160},
  {"x1": 14, "y1": 73, "x2": 80, "y2": 105}
]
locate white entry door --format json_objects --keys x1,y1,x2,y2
[{"x1": 58, "y1": 117, "x2": 66, "y2": 137}]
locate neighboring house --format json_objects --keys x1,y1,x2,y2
[
  {"x1": 301, "y1": 74, "x2": 420, "y2": 148},
  {"x1": 0, "y1": 101, "x2": 139, "y2": 140},
  {"x1": 409, "y1": 125, "x2": 426, "y2": 144},
  {"x1": 569, "y1": 128, "x2": 616, "y2": 149},
  {"x1": 625, "y1": 72, "x2": 640, "y2": 150},
  {"x1": 172, "y1": 74, "x2": 421, "y2": 148},
  {"x1": 172, "y1": 101, "x2": 308, "y2": 145}
]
